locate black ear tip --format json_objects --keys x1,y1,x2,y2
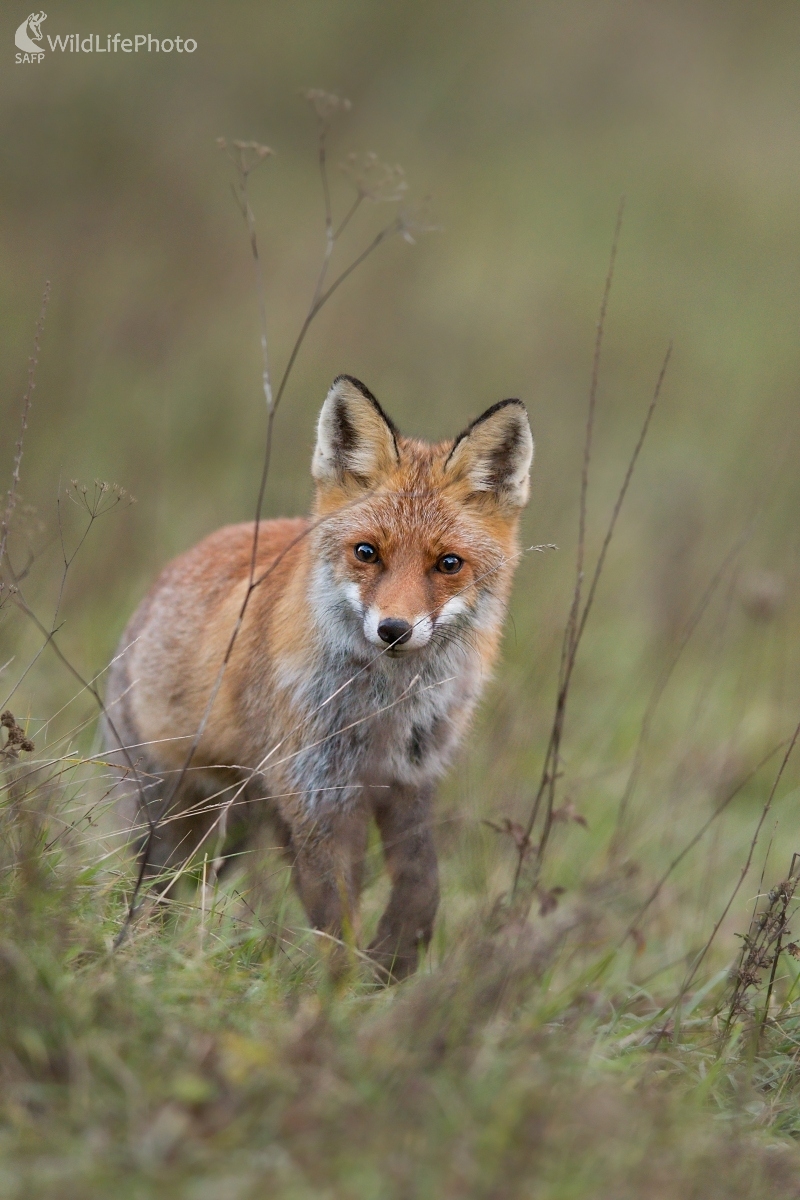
[
  {"x1": 488, "y1": 398, "x2": 528, "y2": 420},
  {"x1": 464, "y1": 398, "x2": 530, "y2": 434},
  {"x1": 332, "y1": 374, "x2": 379, "y2": 405},
  {"x1": 445, "y1": 397, "x2": 532, "y2": 468},
  {"x1": 329, "y1": 375, "x2": 400, "y2": 439}
]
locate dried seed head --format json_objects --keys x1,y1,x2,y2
[
  {"x1": 340, "y1": 152, "x2": 408, "y2": 203},
  {"x1": 0, "y1": 709, "x2": 35, "y2": 759},
  {"x1": 217, "y1": 136, "x2": 274, "y2": 181},
  {"x1": 231, "y1": 140, "x2": 273, "y2": 159},
  {"x1": 302, "y1": 89, "x2": 351, "y2": 123},
  {"x1": 725, "y1": 868, "x2": 798, "y2": 1024},
  {"x1": 67, "y1": 477, "x2": 136, "y2": 515}
]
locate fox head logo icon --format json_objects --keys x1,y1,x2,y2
[{"x1": 15, "y1": 11, "x2": 47, "y2": 54}]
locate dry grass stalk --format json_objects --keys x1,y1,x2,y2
[
  {"x1": 654, "y1": 716, "x2": 800, "y2": 1046},
  {"x1": 624, "y1": 738, "x2": 790, "y2": 948},
  {"x1": 724, "y1": 854, "x2": 800, "y2": 1037},
  {"x1": 610, "y1": 523, "x2": 754, "y2": 857},
  {"x1": 0, "y1": 285, "x2": 153, "y2": 841},
  {"x1": 0, "y1": 280, "x2": 50, "y2": 588},
  {"x1": 509, "y1": 201, "x2": 670, "y2": 899},
  {"x1": 0, "y1": 710, "x2": 35, "y2": 761}
]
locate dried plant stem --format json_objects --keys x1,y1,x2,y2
[
  {"x1": 511, "y1": 203, "x2": 625, "y2": 894},
  {"x1": 0, "y1": 297, "x2": 152, "y2": 839},
  {"x1": 275, "y1": 218, "x2": 403, "y2": 420},
  {"x1": 228, "y1": 148, "x2": 274, "y2": 414},
  {"x1": 623, "y1": 738, "x2": 789, "y2": 945},
  {"x1": 511, "y1": 209, "x2": 672, "y2": 895},
  {"x1": 534, "y1": 343, "x2": 670, "y2": 871},
  {"x1": 1, "y1": 294, "x2": 152, "y2": 867},
  {"x1": 759, "y1": 855, "x2": 799, "y2": 1036},
  {"x1": 573, "y1": 199, "x2": 625, "y2": 633},
  {"x1": 200, "y1": 853, "x2": 209, "y2": 949},
  {"x1": 245, "y1": 216, "x2": 402, "y2": 600},
  {"x1": 610, "y1": 523, "x2": 754, "y2": 857},
  {"x1": 0, "y1": 281, "x2": 51, "y2": 572},
  {"x1": 574, "y1": 343, "x2": 670, "y2": 652},
  {"x1": 662, "y1": 714, "x2": 800, "y2": 1039},
  {"x1": 7, "y1": 585, "x2": 149, "y2": 821},
  {"x1": 312, "y1": 118, "x2": 335, "y2": 305}
]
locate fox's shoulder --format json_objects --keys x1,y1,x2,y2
[
  {"x1": 155, "y1": 517, "x2": 310, "y2": 599},
  {"x1": 185, "y1": 518, "x2": 309, "y2": 571}
]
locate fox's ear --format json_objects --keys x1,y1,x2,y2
[
  {"x1": 445, "y1": 399, "x2": 533, "y2": 507},
  {"x1": 312, "y1": 375, "x2": 399, "y2": 490}
]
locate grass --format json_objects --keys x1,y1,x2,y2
[{"x1": 3, "y1": 566, "x2": 800, "y2": 1199}]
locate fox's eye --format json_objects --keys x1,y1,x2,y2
[
  {"x1": 354, "y1": 542, "x2": 379, "y2": 563},
  {"x1": 437, "y1": 554, "x2": 463, "y2": 575}
]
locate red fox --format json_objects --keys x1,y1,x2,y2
[{"x1": 104, "y1": 376, "x2": 533, "y2": 979}]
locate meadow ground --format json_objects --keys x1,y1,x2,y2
[
  {"x1": 3, "y1": 569, "x2": 800, "y2": 1199},
  {"x1": 4, "y1": 294, "x2": 800, "y2": 1198}
]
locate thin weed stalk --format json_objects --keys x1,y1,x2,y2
[
  {"x1": 0, "y1": 280, "x2": 50, "y2": 578},
  {"x1": 656, "y1": 716, "x2": 800, "y2": 1045},
  {"x1": 624, "y1": 738, "x2": 791, "y2": 946},
  {"x1": 511, "y1": 202, "x2": 670, "y2": 895},
  {"x1": 610, "y1": 523, "x2": 754, "y2": 857}
]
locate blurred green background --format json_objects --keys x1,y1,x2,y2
[{"x1": 3, "y1": 0, "x2": 800, "y2": 960}]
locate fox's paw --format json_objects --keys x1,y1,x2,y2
[{"x1": 366, "y1": 935, "x2": 423, "y2": 984}]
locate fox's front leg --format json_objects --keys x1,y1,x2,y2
[
  {"x1": 289, "y1": 806, "x2": 369, "y2": 958},
  {"x1": 368, "y1": 783, "x2": 439, "y2": 982}
]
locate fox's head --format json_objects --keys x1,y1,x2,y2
[{"x1": 309, "y1": 376, "x2": 533, "y2": 659}]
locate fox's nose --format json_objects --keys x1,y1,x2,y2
[{"x1": 377, "y1": 617, "x2": 413, "y2": 646}]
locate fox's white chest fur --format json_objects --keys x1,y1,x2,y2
[{"x1": 271, "y1": 635, "x2": 483, "y2": 812}]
